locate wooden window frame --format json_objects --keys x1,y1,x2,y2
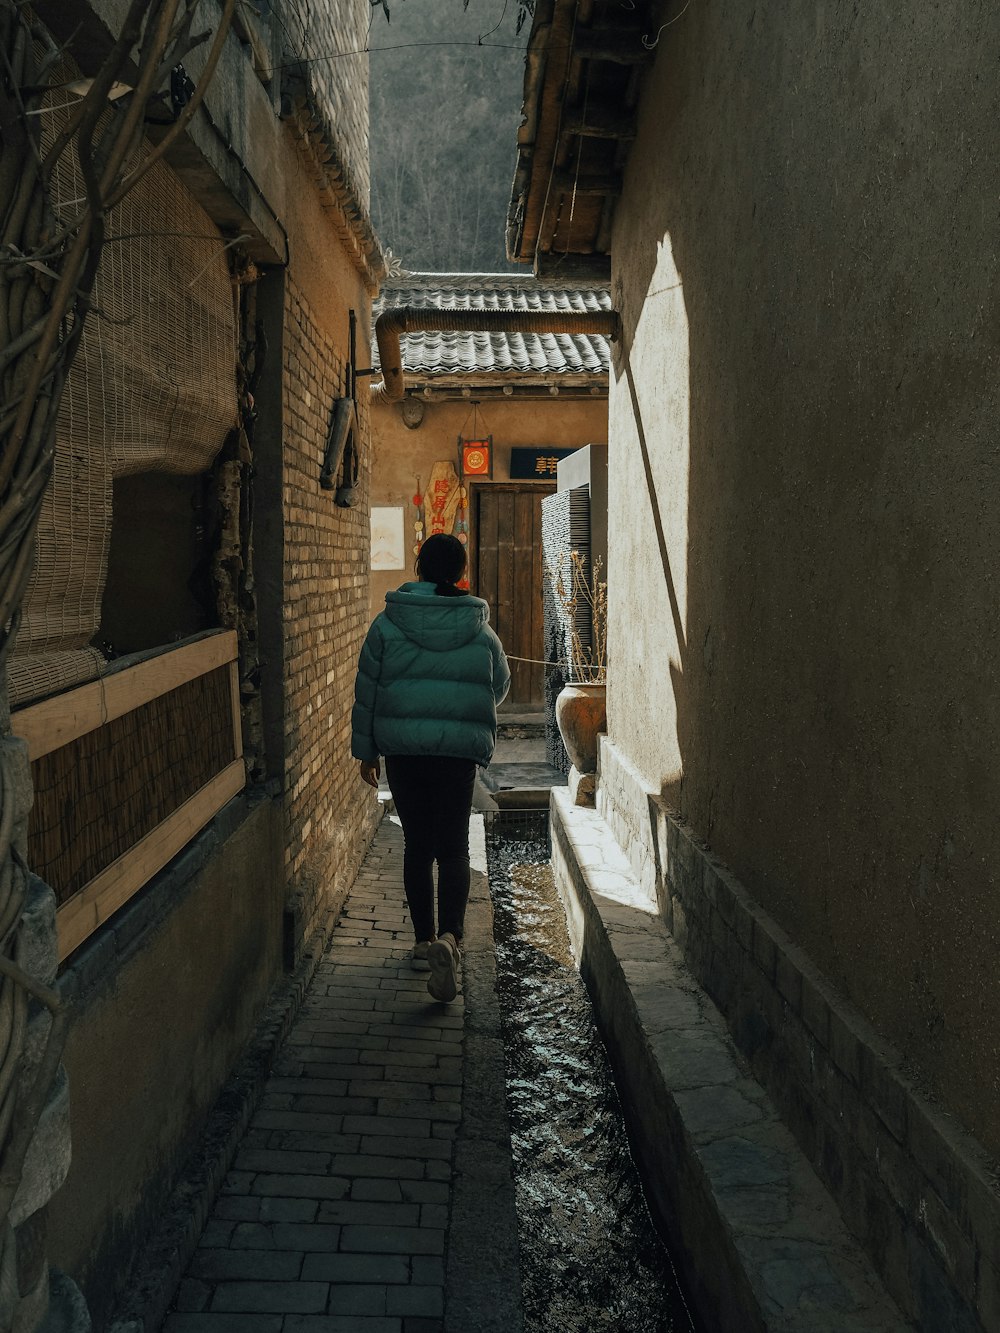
[{"x1": 12, "y1": 630, "x2": 244, "y2": 960}]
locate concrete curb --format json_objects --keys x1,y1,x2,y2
[
  {"x1": 108, "y1": 809, "x2": 385, "y2": 1333},
  {"x1": 549, "y1": 788, "x2": 912, "y2": 1333}
]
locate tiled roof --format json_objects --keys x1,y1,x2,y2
[{"x1": 372, "y1": 273, "x2": 611, "y2": 381}]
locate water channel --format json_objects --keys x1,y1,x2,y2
[{"x1": 485, "y1": 819, "x2": 703, "y2": 1333}]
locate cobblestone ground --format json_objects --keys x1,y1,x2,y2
[{"x1": 165, "y1": 817, "x2": 468, "y2": 1333}]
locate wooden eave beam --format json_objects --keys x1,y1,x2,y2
[
  {"x1": 562, "y1": 105, "x2": 637, "y2": 140},
  {"x1": 534, "y1": 252, "x2": 612, "y2": 281},
  {"x1": 573, "y1": 29, "x2": 651, "y2": 64},
  {"x1": 551, "y1": 171, "x2": 623, "y2": 197}
]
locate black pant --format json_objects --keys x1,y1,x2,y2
[{"x1": 385, "y1": 754, "x2": 477, "y2": 943}]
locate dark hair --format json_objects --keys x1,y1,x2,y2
[{"x1": 417, "y1": 533, "x2": 468, "y2": 597}]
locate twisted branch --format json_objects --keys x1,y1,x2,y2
[{"x1": 0, "y1": 1, "x2": 236, "y2": 1316}]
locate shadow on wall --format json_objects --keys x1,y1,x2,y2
[{"x1": 611, "y1": 0, "x2": 1000, "y2": 1176}]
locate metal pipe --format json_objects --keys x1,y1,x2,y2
[{"x1": 370, "y1": 306, "x2": 620, "y2": 404}]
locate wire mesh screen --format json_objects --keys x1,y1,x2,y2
[
  {"x1": 482, "y1": 808, "x2": 551, "y2": 852},
  {"x1": 9, "y1": 86, "x2": 237, "y2": 707}
]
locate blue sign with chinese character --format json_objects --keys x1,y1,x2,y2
[{"x1": 509, "y1": 447, "x2": 578, "y2": 480}]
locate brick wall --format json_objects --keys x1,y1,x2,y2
[{"x1": 281, "y1": 273, "x2": 380, "y2": 959}]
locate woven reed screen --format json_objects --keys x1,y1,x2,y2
[
  {"x1": 9, "y1": 92, "x2": 237, "y2": 707},
  {"x1": 27, "y1": 665, "x2": 234, "y2": 906}
]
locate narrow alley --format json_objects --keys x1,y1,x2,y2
[
  {"x1": 165, "y1": 815, "x2": 501, "y2": 1333},
  {"x1": 4, "y1": 3, "x2": 1000, "y2": 1333}
]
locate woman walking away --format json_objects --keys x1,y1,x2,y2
[{"x1": 351, "y1": 533, "x2": 510, "y2": 1002}]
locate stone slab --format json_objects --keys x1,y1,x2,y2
[{"x1": 549, "y1": 788, "x2": 910, "y2": 1333}]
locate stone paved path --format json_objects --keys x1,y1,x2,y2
[{"x1": 164, "y1": 815, "x2": 491, "y2": 1333}]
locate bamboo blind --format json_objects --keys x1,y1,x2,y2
[
  {"x1": 8, "y1": 83, "x2": 237, "y2": 706},
  {"x1": 28, "y1": 666, "x2": 234, "y2": 907}
]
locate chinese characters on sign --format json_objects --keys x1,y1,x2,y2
[
  {"x1": 508, "y1": 446, "x2": 577, "y2": 480},
  {"x1": 426, "y1": 460, "x2": 461, "y2": 535}
]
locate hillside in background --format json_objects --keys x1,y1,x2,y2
[{"x1": 369, "y1": 0, "x2": 528, "y2": 273}]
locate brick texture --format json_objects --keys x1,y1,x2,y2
[{"x1": 282, "y1": 274, "x2": 380, "y2": 957}]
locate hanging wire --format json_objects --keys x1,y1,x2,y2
[
  {"x1": 478, "y1": 0, "x2": 509, "y2": 43},
  {"x1": 643, "y1": 0, "x2": 694, "y2": 49}
]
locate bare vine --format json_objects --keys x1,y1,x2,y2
[
  {"x1": 555, "y1": 551, "x2": 607, "y2": 684},
  {"x1": 0, "y1": 0, "x2": 235, "y2": 1321}
]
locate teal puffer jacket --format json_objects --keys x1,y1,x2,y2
[{"x1": 351, "y1": 581, "x2": 511, "y2": 767}]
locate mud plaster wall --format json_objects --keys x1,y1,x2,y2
[
  {"x1": 368, "y1": 396, "x2": 607, "y2": 618},
  {"x1": 608, "y1": 5, "x2": 1000, "y2": 1155},
  {"x1": 47, "y1": 800, "x2": 283, "y2": 1328}
]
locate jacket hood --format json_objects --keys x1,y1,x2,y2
[{"x1": 384, "y1": 581, "x2": 490, "y2": 650}]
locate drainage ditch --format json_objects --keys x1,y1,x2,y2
[{"x1": 484, "y1": 811, "x2": 702, "y2": 1333}]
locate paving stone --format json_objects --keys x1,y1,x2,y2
[
  {"x1": 360, "y1": 1050, "x2": 437, "y2": 1068},
  {"x1": 235, "y1": 1148, "x2": 331, "y2": 1174},
  {"x1": 344, "y1": 1114, "x2": 431, "y2": 1137},
  {"x1": 213, "y1": 1197, "x2": 260, "y2": 1221},
  {"x1": 377, "y1": 1099, "x2": 461, "y2": 1122},
  {"x1": 316, "y1": 1201, "x2": 420, "y2": 1227},
  {"x1": 386, "y1": 1286, "x2": 444, "y2": 1317},
  {"x1": 172, "y1": 821, "x2": 475, "y2": 1329},
  {"x1": 399, "y1": 1182, "x2": 449, "y2": 1205},
  {"x1": 220, "y1": 1171, "x2": 255, "y2": 1194},
  {"x1": 253, "y1": 1111, "x2": 347, "y2": 1133},
  {"x1": 230, "y1": 1222, "x2": 277, "y2": 1249},
  {"x1": 388, "y1": 1037, "x2": 462, "y2": 1057},
  {"x1": 164, "y1": 1317, "x2": 282, "y2": 1332},
  {"x1": 326, "y1": 1285, "x2": 390, "y2": 1314},
  {"x1": 266, "y1": 1131, "x2": 361, "y2": 1154},
  {"x1": 411, "y1": 1256, "x2": 445, "y2": 1285},
  {"x1": 297, "y1": 1061, "x2": 384, "y2": 1082},
  {"x1": 360, "y1": 1135, "x2": 452, "y2": 1161},
  {"x1": 252, "y1": 1174, "x2": 351, "y2": 1200},
  {"x1": 291, "y1": 1095, "x2": 379, "y2": 1115},
  {"x1": 340, "y1": 1226, "x2": 445, "y2": 1256},
  {"x1": 286, "y1": 1318, "x2": 401, "y2": 1333},
  {"x1": 258, "y1": 1198, "x2": 319, "y2": 1223},
  {"x1": 210, "y1": 1281, "x2": 328, "y2": 1313},
  {"x1": 348, "y1": 1080, "x2": 432, "y2": 1101},
  {"x1": 300, "y1": 1254, "x2": 410, "y2": 1283},
  {"x1": 330, "y1": 1154, "x2": 426, "y2": 1180},
  {"x1": 419, "y1": 1204, "x2": 449, "y2": 1230},
  {"x1": 190, "y1": 1249, "x2": 303, "y2": 1282},
  {"x1": 198, "y1": 1220, "x2": 235, "y2": 1248},
  {"x1": 379, "y1": 1064, "x2": 462, "y2": 1085},
  {"x1": 309, "y1": 1029, "x2": 392, "y2": 1050},
  {"x1": 350, "y1": 1179, "x2": 404, "y2": 1202}
]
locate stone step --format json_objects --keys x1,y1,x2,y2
[
  {"x1": 549, "y1": 788, "x2": 911, "y2": 1333},
  {"x1": 496, "y1": 721, "x2": 546, "y2": 740}
]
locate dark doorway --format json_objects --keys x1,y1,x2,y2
[{"x1": 472, "y1": 483, "x2": 554, "y2": 706}]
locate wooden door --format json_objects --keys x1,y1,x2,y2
[{"x1": 473, "y1": 485, "x2": 552, "y2": 705}]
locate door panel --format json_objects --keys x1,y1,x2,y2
[{"x1": 474, "y1": 485, "x2": 551, "y2": 705}]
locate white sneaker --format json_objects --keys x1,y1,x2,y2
[
  {"x1": 411, "y1": 939, "x2": 433, "y2": 971},
  {"x1": 427, "y1": 933, "x2": 459, "y2": 1002}
]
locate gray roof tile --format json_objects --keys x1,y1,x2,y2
[{"x1": 373, "y1": 272, "x2": 611, "y2": 380}]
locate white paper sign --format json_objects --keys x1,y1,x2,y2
[{"x1": 371, "y1": 506, "x2": 405, "y2": 570}]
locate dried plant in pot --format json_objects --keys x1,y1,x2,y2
[{"x1": 554, "y1": 551, "x2": 607, "y2": 775}]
